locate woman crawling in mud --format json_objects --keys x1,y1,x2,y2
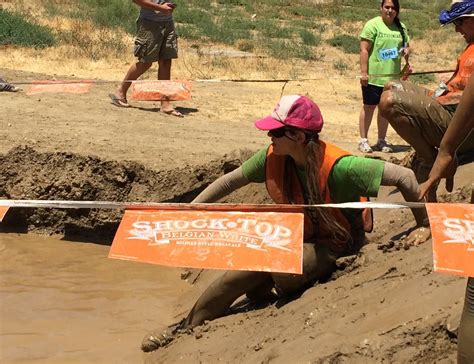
[{"x1": 141, "y1": 95, "x2": 431, "y2": 352}]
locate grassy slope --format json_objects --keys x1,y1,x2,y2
[{"x1": 0, "y1": 0, "x2": 461, "y2": 82}]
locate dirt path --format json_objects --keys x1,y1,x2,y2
[{"x1": 1, "y1": 68, "x2": 411, "y2": 169}]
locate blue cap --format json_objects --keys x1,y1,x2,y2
[{"x1": 439, "y1": 0, "x2": 474, "y2": 25}]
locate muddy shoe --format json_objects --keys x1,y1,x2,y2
[
  {"x1": 141, "y1": 325, "x2": 176, "y2": 352},
  {"x1": 373, "y1": 139, "x2": 393, "y2": 153}
]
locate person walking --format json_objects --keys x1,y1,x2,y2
[
  {"x1": 109, "y1": 0, "x2": 183, "y2": 117},
  {"x1": 358, "y1": 0, "x2": 410, "y2": 153},
  {"x1": 141, "y1": 95, "x2": 430, "y2": 352}
]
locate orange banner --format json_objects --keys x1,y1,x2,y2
[
  {"x1": 426, "y1": 203, "x2": 474, "y2": 277},
  {"x1": 130, "y1": 80, "x2": 192, "y2": 101},
  {"x1": 26, "y1": 80, "x2": 93, "y2": 95},
  {"x1": 0, "y1": 207, "x2": 8, "y2": 222},
  {"x1": 109, "y1": 210, "x2": 304, "y2": 273}
]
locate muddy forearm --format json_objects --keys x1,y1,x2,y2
[
  {"x1": 381, "y1": 162, "x2": 429, "y2": 227},
  {"x1": 192, "y1": 167, "x2": 250, "y2": 203}
]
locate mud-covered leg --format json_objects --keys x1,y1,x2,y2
[
  {"x1": 458, "y1": 277, "x2": 474, "y2": 364},
  {"x1": 458, "y1": 190, "x2": 474, "y2": 363},
  {"x1": 141, "y1": 271, "x2": 272, "y2": 352},
  {"x1": 181, "y1": 270, "x2": 272, "y2": 327}
]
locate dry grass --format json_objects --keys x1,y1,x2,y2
[{"x1": 0, "y1": 0, "x2": 462, "y2": 85}]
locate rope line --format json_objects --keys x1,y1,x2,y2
[
  {"x1": 0, "y1": 199, "x2": 428, "y2": 210},
  {"x1": 9, "y1": 69, "x2": 455, "y2": 86}
]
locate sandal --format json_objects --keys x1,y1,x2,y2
[
  {"x1": 108, "y1": 93, "x2": 130, "y2": 108},
  {"x1": 162, "y1": 108, "x2": 184, "y2": 117}
]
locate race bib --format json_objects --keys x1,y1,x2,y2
[{"x1": 378, "y1": 47, "x2": 398, "y2": 61}]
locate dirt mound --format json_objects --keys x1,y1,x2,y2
[{"x1": 0, "y1": 145, "x2": 269, "y2": 240}]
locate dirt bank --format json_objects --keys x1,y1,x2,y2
[{"x1": 0, "y1": 145, "x2": 269, "y2": 240}]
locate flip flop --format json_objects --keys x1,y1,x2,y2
[
  {"x1": 162, "y1": 108, "x2": 184, "y2": 117},
  {"x1": 109, "y1": 93, "x2": 130, "y2": 108}
]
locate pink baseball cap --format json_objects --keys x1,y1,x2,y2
[{"x1": 254, "y1": 95, "x2": 324, "y2": 132}]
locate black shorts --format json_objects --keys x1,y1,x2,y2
[{"x1": 362, "y1": 84, "x2": 383, "y2": 105}]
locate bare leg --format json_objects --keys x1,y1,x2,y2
[
  {"x1": 157, "y1": 58, "x2": 181, "y2": 115},
  {"x1": 359, "y1": 104, "x2": 377, "y2": 139},
  {"x1": 376, "y1": 109, "x2": 389, "y2": 140},
  {"x1": 116, "y1": 61, "x2": 153, "y2": 101}
]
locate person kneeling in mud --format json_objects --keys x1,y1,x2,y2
[{"x1": 141, "y1": 95, "x2": 430, "y2": 352}]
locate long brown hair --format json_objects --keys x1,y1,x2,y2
[{"x1": 286, "y1": 128, "x2": 351, "y2": 245}]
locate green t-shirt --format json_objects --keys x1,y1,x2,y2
[
  {"x1": 360, "y1": 16, "x2": 410, "y2": 87},
  {"x1": 241, "y1": 147, "x2": 385, "y2": 203}
]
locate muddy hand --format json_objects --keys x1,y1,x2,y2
[
  {"x1": 402, "y1": 226, "x2": 431, "y2": 247},
  {"x1": 419, "y1": 153, "x2": 457, "y2": 200}
]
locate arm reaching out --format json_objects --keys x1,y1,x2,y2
[{"x1": 192, "y1": 167, "x2": 250, "y2": 203}]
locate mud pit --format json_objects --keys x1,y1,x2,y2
[{"x1": 1, "y1": 68, "x2": 473, "y2": 363}]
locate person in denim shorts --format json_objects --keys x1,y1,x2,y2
[{"x1": 110, "y1": 0, "x2": 182, "y2": 117}]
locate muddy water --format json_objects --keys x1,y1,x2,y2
[{"x1": 0, "y1": 233, "x2": 191, "y2": 363}]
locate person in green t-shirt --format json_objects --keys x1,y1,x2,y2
[
  {"x1": 358, "y1": 0, "x2": 410, "y2": 153},
  {"x1": 141, "y1": 95, "x2": 430, "y2": 353}
]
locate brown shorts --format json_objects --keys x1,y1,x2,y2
[
  {"x1": 390, "y1": 81, "x2": 474, "y2": 154},
  {"x1": 134, "y1": 18, "x2": 178, "y2": 63}
]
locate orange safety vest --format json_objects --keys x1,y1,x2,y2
[
  {"x1": 265, "y1": 141, "x2": 373, "y2": 250},
  {"x1": 437, "y1": 43, "x2": 474, "y2": 106}
]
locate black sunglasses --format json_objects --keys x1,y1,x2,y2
[{"x1": 268, "y1": 127, "x2": 288, "y2": 138}]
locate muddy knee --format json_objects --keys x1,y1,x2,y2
[
  {"x1": 379, "y1": 90, "x2": 396, "y2": 120},
  {"x1": 272, "y1": 244, "x2": 337, "y2": 296}
]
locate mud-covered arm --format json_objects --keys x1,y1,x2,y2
[
  {"x1": 192, "y1": 166, "x2": 250, "y2": 203},
  {"x1": 381, "y1": 162, "x2": 429, "y2": 227}
]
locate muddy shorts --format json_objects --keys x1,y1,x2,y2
[
  {"x1": 389, "y1": 80, "x2": 474, "y2": 154},
  {"x1": 134, "y1": 18, "x2": 178, "y2": 63}
]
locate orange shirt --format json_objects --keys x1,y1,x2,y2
[{"x1": 437, "y1": 43, "x2": 474, "y2": 105}]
